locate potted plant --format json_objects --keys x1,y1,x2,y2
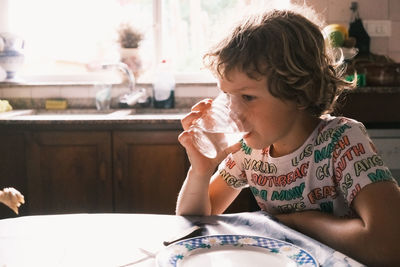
[{"x1": 117, "y1": 23, "x2": 143, "y2": 78}]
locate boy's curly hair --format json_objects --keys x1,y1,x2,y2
[{"x1": 203, "y1": 5, "x2": 355, "y2": 117}]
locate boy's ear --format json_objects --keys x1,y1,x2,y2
[
  {"x1": 296, "y1": 101, "x2": 307, "y2": 110},
  {"x1": 297, "y1": 105, "x2": 307, "y2": 110},
  {"x1": 293, "y1": 96, "x2": 307, "y2": 110}
]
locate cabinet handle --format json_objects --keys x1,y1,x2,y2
[{"x1": 99, "y1": 160, "x2": 106, "y2": 181}]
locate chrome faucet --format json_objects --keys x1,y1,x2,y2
[{"x1": 97, "y1": 62, "x2": 150, "y2": 107}]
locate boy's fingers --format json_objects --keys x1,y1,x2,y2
[
  {"x1": 178, "y1": 130, "x2": 203, "y2": 157},
  {"x1": 181, "y1": 99, "x2": 213, "y2": 131},
  {"x1": 191, "y1": 99, "x2": 212, "y2": 112},
  {"x1": 181, "y1": 111, "x2": 202, "y2": 131},
  {"x1": 178, "y1": 130, "x2": 195, "y2": 149}
]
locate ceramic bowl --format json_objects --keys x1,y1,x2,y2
[{"x1": 0, "y1": 50, "x2": 25, "y2": 79}]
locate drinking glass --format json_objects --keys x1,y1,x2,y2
[
  {"x1": 190, "y1": 93, "x2": 247, "y2": 158},
  {"x1": 95, "y1": 84, "x2": 112, "y2": 110}
]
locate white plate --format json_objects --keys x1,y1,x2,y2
[{"x1": 156, "y1": 235, "x2": 318, "y2": 267}]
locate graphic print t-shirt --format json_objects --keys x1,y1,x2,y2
[{"x1": 218, "y1": 115, "x2": 397, "y2": 217}]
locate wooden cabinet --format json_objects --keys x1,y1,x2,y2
[
  {"x1": 336, "y1": 91, "x2": 400, "y2": 125},
  {"x1": 113, "y1": 130, "x2": 189, "y2": 214},
  {"x1": 0, "y1": 131, "x2": 27, "y2": 218},
  {"x1": 26, "y1": 131, "x2": 113, "y2": 215},
  {"x1": 0, "y1": 127, "x2": 190, "y2": 216},
  {"x1": 0, "y1": 120, "x2": 258, "y2": 216}
]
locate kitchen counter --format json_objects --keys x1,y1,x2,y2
[
  {"x1": 336, "y1": 87, "x2": 400, "y2": 128},
  {"x1": 345, "y1": 86, "x2": 400, "y2": 93},
  {"x1": 0, "y1": 108, "x2": 188, "y2": 130}
]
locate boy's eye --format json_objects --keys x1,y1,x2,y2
[{"x1": 242, "y1": 95, "x2": 256, "y2": 101}]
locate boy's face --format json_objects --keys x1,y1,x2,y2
[{"x1": 218, "y1": 69, "x2": 309, "y2": 152}]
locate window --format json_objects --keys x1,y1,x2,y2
[{"x1": 5, "y1": 0, "x2": 289, "y2": 83}]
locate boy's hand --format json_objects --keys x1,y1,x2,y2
[
  {"x1": 0, "y1": 187, "x2": 25, "y2": 214},
  {"x1": 179, "y1": 99, "x2": 240, "y2": 177}
]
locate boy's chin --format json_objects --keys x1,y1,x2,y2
[
  {"x1": 243, "y1": 137, "x2": 264, "y2": 150},
  {"x1": 243, "y1": 135, "x2": 272, "y2": 150}
]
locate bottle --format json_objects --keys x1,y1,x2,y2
[
  {"x1": 152, "y1": 59, "x2": 175, "y2": 108},
  {"x1": 348, "y1": 2, "x2": 370, "y2": 56}
]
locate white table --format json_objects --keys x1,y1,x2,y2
[{"x1": 0, "y1": 212, "x2": 364, "y2": 267}]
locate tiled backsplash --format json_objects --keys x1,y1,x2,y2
[
  {"x1": 297, "y1": 0, "x2": 400, "y2": 62},
  {"x1": 0, "y1": 83, "x2": 219, "y2": 109},
  {"x1": 0, "y1": 83, "x2": 218, "y2": 99}
]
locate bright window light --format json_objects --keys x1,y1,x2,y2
[{"x1": 5, "y1": 0, "x2": 289, "y2": 83}]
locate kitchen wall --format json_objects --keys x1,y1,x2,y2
[
  {"x1": 298, "y1": 0, "x2": 400, "y2": 62},
  {"x1": 0, "y1": 83, "x2": 217, "y2": 109},
  {"x1": 0, "y1": 0, "x2": 398, "y2": 102}
]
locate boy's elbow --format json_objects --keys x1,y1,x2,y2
[
  {"x1": 175, "y1": 206, "x2": 211, "y2": 216},
  {"x1": 382, "y1": 256, "x2": 400, "y2": 267},
  {"x1": 175, "y1": 208, "x2": 191, "y2": 216},
  {"x1": 362, "y1": 227, "x2": 400, "y2": 266},
  {"x1": 175, "y1": 210, "x2": 211, "y2": 216},
  {"x1": 367, "y1": 251, "x2": 400, "y2": 267},
  {"x1": 375, "y1": 238, "x2": 400, "y2": 266}
]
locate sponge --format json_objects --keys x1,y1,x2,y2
[
  {"x1": 45, "y1": 99, "x2": 68, "y2": 110},
  {"x1": 0, "y1": 100, "x2": 12, "y2": 113}
]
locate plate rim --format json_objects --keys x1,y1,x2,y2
[{"x1": 156, "y1": 234, "x2": 319, "y2": 267}]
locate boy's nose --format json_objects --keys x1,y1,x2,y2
[
  {"x1": 228, "y1": 96, "x2": 247, "y2": 131},
  {"x1": 228, "y1": 95, "x2": 246, "y2": 114}
]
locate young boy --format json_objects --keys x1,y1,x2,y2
[{"x1": 176, "y1": 5, "x2": 400, "y2": 266}]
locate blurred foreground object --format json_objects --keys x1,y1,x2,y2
[
  {"x1": 0, "y1": 99, "x2": 12, "y2": 112},
  {"x1": 0, "y1": 187, "x2": 25, "y2": 214},
  {"x1": 323, "y1": 24, "x2": 348, "y2": 47}
]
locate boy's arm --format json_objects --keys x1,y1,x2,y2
[
  {"x1": 276, "y1": 181, "x2": 400, "y2": 266},
  {"x1": 176, "y1": 169, "x2": 241, "y2": 216},
  {"x1": 176, "y1": 98, "x2": 242, "y2": 216},
  {"x1": 176, "y1": 101, "x2": 243, "y2": 216}
]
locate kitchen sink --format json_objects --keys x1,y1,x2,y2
[
  {"x1": 31, "y1": 109, "x2": 135, "y2": 116},
  {"x1": 0, "y1": 109, "x2": 134, "y2": 120},
  {"x1": 32, "y1": 109, "x2": 127, "y2": 115},
  {"x1": 0, "y1": 108, "x2": 189, "y2": 120}
]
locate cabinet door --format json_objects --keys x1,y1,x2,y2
[
  {"x1": 336, "y1": 92, "x2": 400, "y2": 124},
  {"x1": 113, "y1": 130, "x2": 189, "y2": 214},
  {"x1": 26, "y1": 131, "x2": 113, "y2": 215},
  {"x1": 0, "y1": 131, "x2": 27, "y2": 218}
]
